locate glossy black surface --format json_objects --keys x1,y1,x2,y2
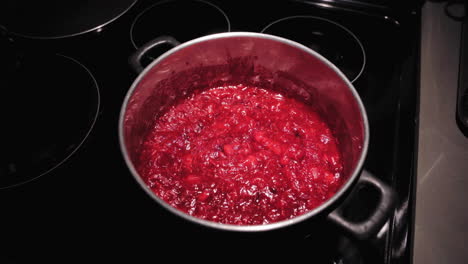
[
  {"x1": 290, "y1": 0, "x2": 424, "y2": 12},
  {"x1": 457, "y1": 16, "x2": 468, "y2": 137},
  {"x1": 131, "y1": 0, "x2": 230, "y2": 47},
  {"x1": 0, "y1": 49, "x2": 100, "y2": 189},
  {"x1": 130, "y1": 0, "x2": 230, "y2": 62},
  {"x1": 0, "y1": 0, "x2": 137, "y2": 39},
  {"x1": 261, "y1": 16, "x2": 366, "y2": 82},
  {"x1": 1, "y1": 0, "x2": 420, "y2": 263}
]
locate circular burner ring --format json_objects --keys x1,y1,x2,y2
[
  {"x1": 130, "y1": 0, "x2": 231, "y2": 50},
  {"x1": 261, "y1": 16, "x2": 366, "y2": 83},
  {"x1": 1, "y1": 0, "x2": 138, "y2": 40},
  {"x1": 0, "y1": 54, "x2": 101, "y2": 189}
]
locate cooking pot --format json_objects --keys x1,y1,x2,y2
[{"x1": 119, "y1": 32, "x2": 396, "y2": 239}]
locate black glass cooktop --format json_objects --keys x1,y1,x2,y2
[
  {"x1": 261, "y1": 15, "x2": 366, "y2": 82},
  {"x1": 0, "y1": 51, "x2": 100, "y2": 189},
  {"x1": 0, "y1": 0, "x2": 420, "y2": 263},
  {"x1": 0, "y1": 0, "x2": 137, "y2": 39}
]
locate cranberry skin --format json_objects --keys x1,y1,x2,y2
[{"x1": 138, "y1": 84, "x2": 344, "y2": 225}]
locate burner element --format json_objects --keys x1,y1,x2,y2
[
  {"x1": 0, "y1": 0, "x2": 137, "y2": 39},
  {"x1": 261, "y1": 16, "x2": 366, "y2": 83},
  {"x1": 130, "y1": 0, "x2": 230, "y2": 56},
  {"x1": 0, "y1": 53, "x2": 100, "y2": 188}
]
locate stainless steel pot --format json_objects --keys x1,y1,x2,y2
[{"x1": 119, "y1": 32, "x2": 396, "y2": 238}]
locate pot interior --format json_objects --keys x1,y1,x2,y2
[{"x1": 122, "y1": 34, "x2": 366, "y2": 188}]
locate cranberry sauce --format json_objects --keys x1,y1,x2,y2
[{"x1": 137, "y1": 84, "x2": 344, "y2": 225}]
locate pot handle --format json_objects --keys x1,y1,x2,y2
[
  {"x1": 129, "y1": 36, "x2": 181, "y2": 74},
  {"x1": 328, "y1": 170, "x2": 397, "y2": 240}
]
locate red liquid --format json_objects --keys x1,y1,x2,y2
[{"x1": 137, "y1": 84, "x2": 344, "y2": 225}]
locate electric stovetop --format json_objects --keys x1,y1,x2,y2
[{"x1": 0, "y1": 1, "x2": 420, "y2": 263}]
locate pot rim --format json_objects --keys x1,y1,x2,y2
[{"x1": 118, "y1": 32, "x2": 370, "y2": 232}]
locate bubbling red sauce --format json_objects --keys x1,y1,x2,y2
[{"x1": 137, "y1": 84, "x2": 344, "y2": 225}]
